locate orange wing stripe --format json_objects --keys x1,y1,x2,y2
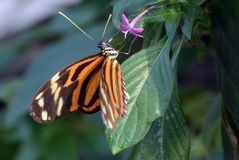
[
  {"x1": 64, "y1": 55, "x2": 100, "y2": 87},
  {"x1": 69, "y1": 56, "x2": 104, "y2": 112},
  {"x1": 111, "y1": 60, "x2": 119, "y2": 107},
  {"x1": 82, "y1": 99, "x2": 100, "y2": 112},
  {"x1": 84, "y1": 71, "x2": 101, "y2": 105},
  {"x1": 117, "y1": 63, "x2": 124, "y2": 114},
  {"x1": 105, "y1": 59, "x2": 119, "y2": 118}
]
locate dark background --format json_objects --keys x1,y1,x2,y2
[{"x1": 0, "y1": 0, "x2": 222, "y2": 159}]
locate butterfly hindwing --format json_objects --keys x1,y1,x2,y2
[
  {"x1": 99, "y1": 57, "x2": 129, "y2": 130},
  {"x1": 29, "y1": 54, "x2": 104, "y2": 123}
]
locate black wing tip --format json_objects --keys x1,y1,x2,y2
[{"x1": 29, "y1": 105, "x2": 54, "y2": 124}]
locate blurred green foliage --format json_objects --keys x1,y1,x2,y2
[{"x1": 0, "y1": 0, "x2": 238, "y2": 159}]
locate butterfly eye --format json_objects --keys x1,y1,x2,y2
[{"x1": 97, "y1": 43, "x2": 101, "y2": 48}]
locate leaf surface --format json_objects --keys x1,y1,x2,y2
[{"x1": 107, "y1": 37, "x2": 175, "y2": 154}]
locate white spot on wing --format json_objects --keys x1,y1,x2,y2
[
  {"x1": 38, "y1": 98, "x2": 44, "y2": 108},
  {"x1": 35, "y1": 92, "x2": 43, "y2": 100},
  {"x1": 51, "y1": 83, "x2": 58, "y2": 94},
  {"x1": 57, "y1": 97, "x2": 64, "y2": 116},
  {"x1": 54, "y1": 87, "x2": 61, "y2": 102},
  {"x1": 42, "y1": 110, "x2": 48, "y2": 121},
  {"x1": 51, "y1": 72, "x2": 60, "y2": 83},
  {"x1": 125, "y1": 91, "x2": 129, "y2": 100},
  {"x1": 108, "y1": 120, "x2": 113, "y2": 130},
  {"x1": 101, "y1": 105, "x2": 106, "y2": 114},
  {"x1": 101, "y1": 113, "x2": 108, "y2": 127},
  {"x1": 113, "y1": 60, "x2": 117, "y2": 65},
  {"x1": 124, "y1": 98, "x2": 127, "y2": 103}
]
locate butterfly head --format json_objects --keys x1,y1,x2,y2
[
  {"x1": 98, "y1": 41, "x2": 119, "y2": 59},
  {"x1": 97, "y1": 41, "x2": 107, "y2": 50}
]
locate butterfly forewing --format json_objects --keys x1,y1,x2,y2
[
  {"x1": 29, "y1": 54, "x2": 104, "y2": 123},
  {"x1": 99, "y1": 57, "x2": 129, "y2": 130}
]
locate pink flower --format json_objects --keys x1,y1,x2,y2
[{"x1": 118, "y1": 6, "x2": 156, "y2": 38}]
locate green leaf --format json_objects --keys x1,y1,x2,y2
[
  {"x1": 107, "y1": 37, "x2": 174, "y2": 154},
  {"x1": 222, "y1": 104, "x2": 239, "y2": 159},
  {"x1": 135, "y1": 37, "x2": 190, "y2": 160},
  {"x1": 181, "y1": 12, "x2": 194, "y2": 40},
  {"x1": 139, "y1": 6, "x2": 182, "y2": 25},
  {"x1": 212, "y1": 0, "x2": 239, "y2": 158},
  {"x1": 181, "y1": 2, "x2": 199, "y2": 40},
  {"x1": 221, "y1": 123, "x2": 234, "y2": 160},
  {"x1": 171, "y1": 37, "x2": 185, "y2": 69},
  {"x1": 200, "y1": 96, "x2": 222, "y2": 159},
  {"x1": 142, "y1": 23, "x2": 163, "y2": 48},
  {"x1": 165, "y1": 12, "x2": 181, "y2": 41},
  {"x1": 138, "y1": 96, "x2": 190, "y2": 160},
  {"x1": 213, "y1": 1, "x2": 239, "y2": 128}
]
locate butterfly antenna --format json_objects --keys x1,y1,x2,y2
[
  {"x1": 58, "y1": 12, "x2": 94, "y2": 40},
  {"x1": 106, "y1": 30, "x2": 121, "y2": 43},
  {"x1": 101, "y1": 14, "x2": 112, "y2": 40},
  {"x1": 127, "y1": 37, "x2": 137, "y2": 54},
  {"x1": 117, "y1": 36, "x2": 132, "y2": 51}
]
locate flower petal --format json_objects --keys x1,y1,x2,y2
[
  {"x1": 119, "y1": 25, "x2": 129, "y2": 32},
  {"x1": 129, "y1": 6, "x2": 156, "y2": 28},
  {"x1": 132, "y1": 27, "x2": 144, "y2": 34},
  {"x1": 130, "y1": 9, "x2": 149, "y2": 27},
  {"x1": 129, "y1": 30, "x2": 144, "y2": 38},
  {"x1": 122, "y1": 14, "x2": 130, "y2": 26}
]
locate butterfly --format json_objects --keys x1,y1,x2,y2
[{"x1": 29, "y1": 40, "x2": 129, "y2": 131}]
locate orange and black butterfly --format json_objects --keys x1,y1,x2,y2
[
  {"x1": 29, "y1": 40, "x2": 129, "y2": 131},
  {"x1": 29, "y1": 13, "x2": 129, "y2": 131}
]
